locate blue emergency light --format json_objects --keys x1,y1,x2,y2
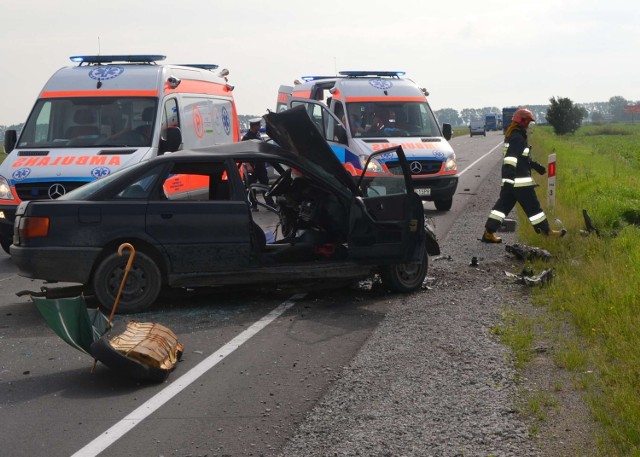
[
  {"x1": 300, "y1": 75, "x2": 341, "y2": 82},
  {"x1": 177, "y1": 64, "x2": 219, "y2": 70},
  {"x1": 339, "y1": 71, "x2": 405, "y2": 78},
  {"x1": 69, "y1": 55, "x2": 166, "y2": 64}
]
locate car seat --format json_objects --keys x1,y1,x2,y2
[
  {"x1": 66, "y1": 109, "x2": 99, "y2": 138},
  {"x1": 135, "y1": 107, "x2": 155, "y2": 139}
]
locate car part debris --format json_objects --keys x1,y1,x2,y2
[
  {"x1": 498, "y1": 218, "x2": 516, "y2": 232},
  {"x1": 505, "y1": 243, "x2": 553, "y2": 261},
  {"x1": 582, "y1": 209, "x2": 600, "y2": 237},
  {"x1": 29, "y1": 243, "x2": 184, "y2": 382},
  {"x1": 504, "y1": 268, "x2": 553, "y2": 286}
]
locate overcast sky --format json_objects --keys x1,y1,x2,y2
[{"x1": 1, "y1": 0, "x2": 637, "y2": 125}]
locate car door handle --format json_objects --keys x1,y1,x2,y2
[{"x1": 160, "y1": 213, "x2": 173, "y2": 219}]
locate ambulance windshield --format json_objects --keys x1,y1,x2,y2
[
  {"x1": 346, "y1": 102, "x2": 441, "y2": 139},
  {"x1": 17, "y1": 97, "x2": 158, "y2": 149}
]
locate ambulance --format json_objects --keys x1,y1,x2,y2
[
  {"x1": 0, "y1": 54, "x2": 240, "y2": 253},
  {"x1": 277, "y1": 71, "x2": 458, "y2": 211}
]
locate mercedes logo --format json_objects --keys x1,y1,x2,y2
[
  {"x1": 409, "y1": 161, "x2": 423, "y2": 174},
  {"x1": 48, "y1": 183, "x2": 66, "y2": 199}
]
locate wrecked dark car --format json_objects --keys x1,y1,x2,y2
[{"x1": 11, "y1": 106, "x2": 439, "y2": 313}]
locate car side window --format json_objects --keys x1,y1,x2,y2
[
  {"x1": 161, "y1": 98, "x2": 180, "y2": 140},
  {"x1": 113, "y1": 165, "x2": 165, "y2": 200},
  {"x1": 161, "y1": 162, "x2": 233, "y2": 202}
]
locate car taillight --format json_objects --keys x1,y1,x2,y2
[{"x1": 19, "y1": 217, "x2": 50, "y2": 238}]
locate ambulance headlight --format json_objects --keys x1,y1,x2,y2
[
  {"x1": 444, "y1": 156, "x2": 457, "y2": 172},
  {"x1": 359, "y1": 155, "x2": 384, "y2": 173},
  {"x1": 0, "y1": 177, "x2": 12, "y2": 200}
]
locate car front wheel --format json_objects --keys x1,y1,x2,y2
[
  {"x1": 92, "y1": 250, "x2": 162, "y2": 314},
  {"x1": 434, "y1": 198, "x2": 453, "y2": 211},
  {"x1": 380, "y1": 252, "x2": 428, "y2": 293}
]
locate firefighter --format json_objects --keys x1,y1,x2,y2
[{"x1": 481, "y1": 108, "x2": 565, "y2": 243}]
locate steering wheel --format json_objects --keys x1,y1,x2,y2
[{"x1": 266, "y1": 168, "x2": 293, "y2": 198}]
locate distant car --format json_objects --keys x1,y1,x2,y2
[
  {"x1": 469, "y1": 119, "x2": 486, "y2": 137},
  {"x1": 11, "y1": 106, "x2": 439, "y2": 314}
]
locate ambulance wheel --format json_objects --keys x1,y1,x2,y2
[
  {"x1": 380, "y1": 251, "x2": 428, "y2": 293},
  {"x1": 92, "y1": 250, "x2": 162, "y2": 314},
  {"x1": 0, "y1": 238, "x2": 10, "y2": 255},
  {"x1": 434, "y1": 198, "x2": 453, "y2": 211}
]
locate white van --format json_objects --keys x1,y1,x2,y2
[
  {"x1": 0, "y1": 54, "x2": 240, "y2": 253},
  {"x1": 277, "y1": 71, "x2": 458, "y2": 211}
]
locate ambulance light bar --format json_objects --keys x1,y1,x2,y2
[
  {"x1": 178, "y1": 64, "x2": 219, "y2": 70},
  {"x1": 70, "y1": 55, "x2": 166, "y2": 64},
  {"x1": 300, "y1": 75, "x2": 341, "y2": 82},
  {"x1": 339, "y1": 71, "x2": 405, "y2": 78}
]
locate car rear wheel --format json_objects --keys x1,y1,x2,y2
[
  {"x1": 92, "y1": 250, "x2": 162, "y2": 314},
  {"x1": 434, "y1": 198, "x2": 453, "y2": 211},
  {"x1": 380, "y1": 251, "x2": 428, "y2": 293}
]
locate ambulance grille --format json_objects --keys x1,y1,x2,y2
[
  {"x1": 15, "y1": 181, "x2": 91, "y2": 201},
  {"x1": 384, "y1": 159, "x2": 443, "y2": 176}
]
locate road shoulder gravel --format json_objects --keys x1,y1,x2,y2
[{"x1": 280, "y1": 165, "x2": 597, "y2": 456}]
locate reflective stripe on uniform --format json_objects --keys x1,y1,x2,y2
[
  {"x1": 503, "y1": 156, "x2": 517, "y2": 167},
  {"x1": 522, "y1": 147, "x2": 530, "y2": 157},
  {"x1": 502, "y1": 143, "x2": 509, "y2": 155},
  {"x1": 529, "y1": 212, "x2": 547, "y2": 225},
  {"x1": 488, "y1": 210, "x2": 506, "y2": 222},
  {"x1": 514, "y1": 177, "x2": 535, "y2": 187},
  {"x1": 501, "y1": 178, "x2": 515, "y2": 186}
]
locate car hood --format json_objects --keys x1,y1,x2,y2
[{"x1": 264, "y1": 106, "x2": 358, "y2": 195}]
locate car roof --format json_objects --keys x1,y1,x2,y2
[{"x1": 180, "y1": 139, "x2": 299, "y2": 162}]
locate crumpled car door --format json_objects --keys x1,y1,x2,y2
[{"x1": 348, "y1": 146, "x2": 426, "y2": 263}]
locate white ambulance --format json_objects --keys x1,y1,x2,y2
[
  {"x1": 277, "y1": 71, "x2": 458, "y2": 211},
  {"x1": 0, "y1": 54, "x2": 240, "y2": 253}
]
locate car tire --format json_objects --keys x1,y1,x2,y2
[
  {"x1": 92, "y1": 250, "x2": 162, "y2": 314},
  {"x1": 380, "y1": 250, "x2": 428, "y2": 293},
  {"x1": 434, "y1": 198, "x2": 453, "y2": 211}
]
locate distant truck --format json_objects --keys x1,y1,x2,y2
[
  {"x1": 484, "y1": 113, "x2": 498, "y2": 131},
  {"x1": 502, "y1": 107, "x2": 518, "y2": 133}
]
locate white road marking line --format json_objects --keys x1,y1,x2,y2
[
  {"x1": 71, "y1": 294, "x2": 304, "y2": 457},
  {"x1": 458, "y1": 141, "x2": 503, "y2": 177},
  {"x1": 0, "y1": 275, "x2": 19, "y2": 282}
]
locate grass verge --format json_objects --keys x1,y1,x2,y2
[{"x1": 497, "y1": 123, "x2": 640, "y2": 455}]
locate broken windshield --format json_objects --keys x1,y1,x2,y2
[
  {"x1": 346, "y1": 101, "x2": 441, "y2": 138},
  {"x1": 17, "y1": 97, "x2": 158, "y2": 149}
]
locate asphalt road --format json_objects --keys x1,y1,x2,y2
[{"x1": 0, "y1": 131, "x2": 505, "y2": 457}]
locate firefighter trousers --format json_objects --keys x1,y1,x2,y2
[{"x1": 484, "y1": 185, "x2": 550, "y2": 234}]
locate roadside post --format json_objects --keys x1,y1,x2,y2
[{"x1": 547, "y1": 153, "x2": 556, "y2": 209}]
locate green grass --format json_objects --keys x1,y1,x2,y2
[{"x1": 500, "y1": 123, "x2": 640, "y2": 455}]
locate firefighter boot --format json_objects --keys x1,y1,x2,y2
[
  {"x1": 481, "y1": 229, "x2": 502, "y2": 243},
  {"x1": 548, "y1": 228, "x2": 567, "y2": 238}
]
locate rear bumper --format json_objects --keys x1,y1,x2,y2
[
  {"x1": 412, "y1": 175, "x2": 458, "y2": 201},
  {"x1": 10, "y1": 245, "x2": 101, "y2": 284}
]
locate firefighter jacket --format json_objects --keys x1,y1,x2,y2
[{"x1": 501, "y1": 127, "x2": 545, "y2": 188}]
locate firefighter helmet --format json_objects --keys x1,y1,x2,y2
[{"x1": 512, "y1": 108, "x2": 535, "y2": 126}]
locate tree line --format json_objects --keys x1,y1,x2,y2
[{"x1": 434, "y1": 96, "x2": 638, "y2": 127}]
